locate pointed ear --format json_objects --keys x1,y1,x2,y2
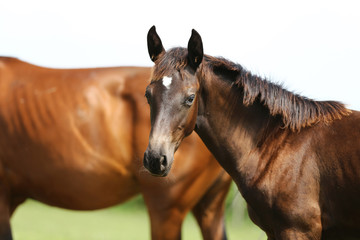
[
  {"x1": 187, "y1": 29, "x2": 203, "y2": 69},
  {"x1": 147, "y1": 26, "x2": 165, "y2": 62}
]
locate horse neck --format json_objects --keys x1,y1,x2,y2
[{"x1": 195, "y1": 71, "x2": 283, "y2": 184}]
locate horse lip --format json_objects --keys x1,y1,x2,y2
[
  {"x1": 150, "y1": 162, "x2": 172, "y2": 177},
  {"x1": 150, "y1": 171, "x2": 169, "y2": 177}
]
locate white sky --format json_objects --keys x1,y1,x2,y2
[{"x1": 1, "y1": 0, "x2": 359, "y2": 110}]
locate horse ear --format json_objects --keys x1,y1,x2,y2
[
  {"x1": 187, "y1": 29, "x2": 203, "y2": 69},
  {"x1": 147, "y1": 26, "x2": 165, "y2": 62}
]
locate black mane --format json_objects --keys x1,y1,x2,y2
[{"x1": 204, "y1": 55, "x2": 351, "y2": 131}]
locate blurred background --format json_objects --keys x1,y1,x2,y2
[
  {"x1": 1, "y1": 0, "x2": 359, "y2": 239},
  {"x1": 11, "y1": 187, "x2": 264, "y2": 240},
  {"x1": 1, "y1": 0, "x2": 359, "y2": 110}
]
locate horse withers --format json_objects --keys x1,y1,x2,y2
[
  {"x1": 144, "y1": 26, "x2": 360, "y2": 240},
  {"x1": 0, "y1": 57, "x2": 232, "y2": 240}
]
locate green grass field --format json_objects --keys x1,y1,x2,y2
[{"x1": 11, "y1": 189, "x2": 265, "y2": 240}]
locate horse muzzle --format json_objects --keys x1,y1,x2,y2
[{"x1": 143, "y1": 149, "x2": 172, "y2": 177}]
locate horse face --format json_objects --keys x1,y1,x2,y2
[
  {"x1": 143, "y1": 71, "x2": 199, "y2": 176},
  {"x1": 143, "y1": 26, "x2": 203, "y2": 176}
]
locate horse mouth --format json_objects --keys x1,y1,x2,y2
[
  {"x1": 145, "y1": 165, "x2": 171, "y2": 177},
  {"x1": 149, "y1": 169, "x2": 170, "y2": 177},
  {"x1": 143, "y1": 151, "x2": 172, "y2": 177}
]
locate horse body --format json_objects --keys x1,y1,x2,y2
[
  {"x1": 0, "y1": 57, "x2": 231, "y2": 239},
  {"x1": 204, "y1": 98, "x2": 360, "y2": 239},
  {"x1": 144, "y1": 27, "x2": 360, "y2": 239},
  {"x1": 0, "y1": 59, "x2": 142, "y2": 209},
  {"x1": 315, "y1": 113, "x2": 360, "y2": 234}
]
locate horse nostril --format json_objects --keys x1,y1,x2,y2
[{"x1": 159, "y1": 155, "x2": 167, "y2": 171}]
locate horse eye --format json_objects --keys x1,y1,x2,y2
[
  {"x1": 145, "y1": 91, "x2": 151, "y2": 104},
  {"x1": 185, "y1": 94, "x2": 195, "y2": 106}
]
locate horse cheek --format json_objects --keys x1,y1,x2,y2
[{"x1": 184, "y1": 104, "x2": 198, "y2": 137}]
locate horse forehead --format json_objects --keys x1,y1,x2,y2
[
  {"x1": 160, "y1": 75, "x2": 183, "y2": 89},
  {"x1": 162, "y1": 76, "x2": 172, "y2": 89}
]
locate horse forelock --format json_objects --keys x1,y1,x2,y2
[{"x1": 151, "y1": 48, "x2": 189, "y2": 81}]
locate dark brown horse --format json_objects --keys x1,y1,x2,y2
[
  {"x1": 0, "y1": 56, "x2": 232, "y2": 240},
  {"x1": 144, "y1": 26, "x2": 360, "y2": 240}
]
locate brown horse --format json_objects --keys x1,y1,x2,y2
[
  {"x1": 144, "y1": 26, "x2": 360, "y2": 240},
  {"x1": 0, "y1": 56, "x2": 232, "y2": 240}
]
